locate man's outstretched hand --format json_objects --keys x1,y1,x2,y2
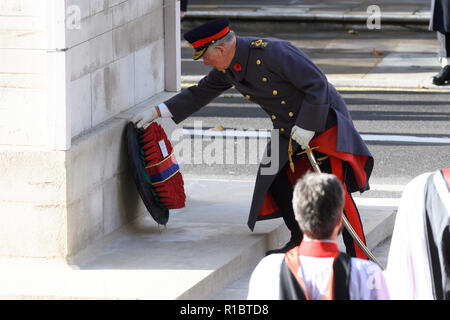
[
  {"x1": 291, "y1": 125, "x2": 315, "y2": 149},
  {"x1": 132, "y1": 106, "x2": 160, "y2": 128}
]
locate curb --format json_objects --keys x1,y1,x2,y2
[
  {"x1": 185, "y1": 10, "x2": 430, "y2": 24},
  {"x1": 180, "y1": 222, "x2": 290, "y2": 299},
  {"x1": 180, "y1": 76, "x2": 450, "y2": 93}
]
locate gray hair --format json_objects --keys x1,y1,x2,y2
[
  {"x1": 207, "y1": 30, "x2": 236, "y2": 52},
  {"x1": 292, "y1": 172, "x2": 345, "y2": 239}
]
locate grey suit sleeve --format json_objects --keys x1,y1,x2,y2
[
  {"x1": 164, "y1": 69, "x2": 232, "y2": 124},
  {"x1": 267, "y1": 42, "x2": 330, "y2": 132}
]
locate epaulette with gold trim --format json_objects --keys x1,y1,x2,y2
[{"x1": 250, "y1": 39, "x2": 269, "y2": 48}]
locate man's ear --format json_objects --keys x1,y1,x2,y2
[
  {"x1": 333, "y1": 212, "x2": 344, "y2": 236},
  {"x1": 215, "y1": 45, "x2": 226, "y2": 56}
]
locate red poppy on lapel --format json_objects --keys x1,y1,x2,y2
[{"x1": 233, "y1": 63, "x2": 242, "y2": 72}]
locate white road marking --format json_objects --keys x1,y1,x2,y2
[{"x1": 182, "y1": 128, "x2": 450, "y2": 144}]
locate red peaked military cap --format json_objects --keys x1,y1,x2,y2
[{"x1": 184, "y1": 18, "x2": 230, "y2": 60}]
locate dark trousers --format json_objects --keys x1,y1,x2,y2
[
  {"x1": 437, "y1": 31, "x2": 450, "y2": 58},
  {"x1": 180, "y1": 0, "x2": 188, "y2": 11},
  {"x1": 269, "y1": 155, "x2": 364, "y2": 257},
  {"x1": 269, "y1": 166, "x2": 303, "y2": 243}
]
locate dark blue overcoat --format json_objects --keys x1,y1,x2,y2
[{"x1": 164, "y1": 36, "x2": 373, "y2": 230}]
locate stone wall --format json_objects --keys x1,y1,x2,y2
[
  {"x1": 0, "y1": 0, "x2": 181, "y2": 259},
  {"x1": 68, "y1": 0, "x2": 166, "y2": 139}
]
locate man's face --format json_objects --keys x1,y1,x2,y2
[{"x1": 202, "y1": 46, "x2": 229, "y2": 71}]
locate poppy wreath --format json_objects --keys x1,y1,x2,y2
[
  {"x1": 233, "y1": 63, "x2": 242, "y2": 72},
  {"x1": 139, "y1": 122, "x2": 186, "y2": 210}
]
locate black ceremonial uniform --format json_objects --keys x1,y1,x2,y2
[{"x1": 165, "y1": 36, "x2": 373, "y2": 258}]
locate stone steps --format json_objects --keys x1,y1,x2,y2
[{"x1": 0, "y1": 178, "x2": 396, "y2": 299}]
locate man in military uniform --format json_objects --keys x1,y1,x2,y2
[{"x1": 133, "y1": 18, "x2": 373, "y2": 258}]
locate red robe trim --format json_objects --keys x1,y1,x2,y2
[
  {"x1": 285, "y1": 241, "x2": 340, "y2": 300},
  {"x1": 441, "y1": 168, "x2": 450, "y2": 190}
]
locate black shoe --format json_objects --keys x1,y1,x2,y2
[
  {"x1": 432, "y1": 65, "x2": 450, "y2": 85},
  {"x1": 265, "y1": 238, "x2": 301, "y2": 256}
]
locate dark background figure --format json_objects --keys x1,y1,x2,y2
[
  {"x1": 181, "y1": 0, "x2": 188, "y2": 20},
  {"x1": 430, "y1": 0, "x2": 450, "y2": 85}
]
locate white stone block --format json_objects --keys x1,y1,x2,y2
[
  {"x1": 0, "y1": 49, "x2": 46, "y2": 89},
  {"x1": 91, "y1": 53, "x2": 134, "y2": 126},
  {"x1": 46, "y1": 0, "x2": 67, "y2": 51},
  {"x1": 90, "y1": 0, "x2": 107, "y2": 15},
  {"x1": 0, "y1": 15, "x2": 45, "y2": 31},
  {"x1": 0, "y1": 49, "x2": 46, "y2": 74},
  {"x1": 67, "y1": 117, "x2": 128, "y2": 204},
  {"x1": 112, "y1": 8, "x2": 164, "y2": 60},
  {"x1": 111, "y1": 0, "x2": 138, "y2": 28},
  {"x1": 103, "y1": 173, "x2": 144, "y2": 235},
  {"x1": 134, "y1": 39, "x2": 165, "y2": 104},
  {"x1": 66, "y1": 7, "x2": 112, "y2": 49},
  {"x1": 70, "y1": 73, "x2": 92, "y2": 138},
  {"x1": 69, "y1": 30, "x2": 113, "y2": 81},
  {"x1": 67, "y1": 184, "x2": 103, "y2": 255},
  {"x1": 0, "y1": 150, "x2": 67, "y2": 205},
  {"x1": 0, "y1": 88, "x2": 47, "y2": 146},
  {"x1": 0, "y1": 201, "x2": 67, "y2": 258},
  {"x1": 164, "y1": 0, "x2": 181, "y2": 92},
  {"x1": 66, "y1": 0, "x2": 91, "y2": 20},
  {"x1": 46, "y1": 50, "x2": 71, "y2": 151},
  {"x1": 0, "y1": 73, "x2": 45, "y2": 90},
  {"x1": 134, "y1": 6, "x2": 164, "y2": 50},
  {"x1": 0, "y1": 28, "x2": 46, "y2": 49},
  {"x1": 137, "y1": 0, "x2": 164, "y2": 18},
  {"x1": 109, "y1": 0, "x2": 128, "y2": 8},
  {"x1": 0, "y1": 0, "x2": 44, "y2": 16}
]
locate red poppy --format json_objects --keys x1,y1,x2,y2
[{"x1": 233, "y1": 63, "x2": 242, "y2": 72}]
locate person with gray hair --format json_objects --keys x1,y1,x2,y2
[
  {"x1": 292, "y1": 172, "x2": 345, "y2": 241},
  {"x1": 247, "y1": 172, "x2": 389, "y2": 300}
]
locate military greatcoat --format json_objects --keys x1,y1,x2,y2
[{"x1": 164, "y1": 36, "x2": 373, "y2": 231}]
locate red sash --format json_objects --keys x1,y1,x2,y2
[
  {"x1": 285, "y1": 241, "x2": 340, "y2": 300},
  {"x1": 257, "y1": 126, "x2": 369, "y2": 259}
]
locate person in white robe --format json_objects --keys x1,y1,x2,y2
[{"x1": 384, "y1": 169, "x2": 450, "y2": 300}]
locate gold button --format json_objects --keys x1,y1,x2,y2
[
  {"x1": 245, "y1": 95, "x2": 250, "y2": 100},
  {"x1": 262, "y1": 77, "x2": 268, "y2": 82},
  {"x1": 280, "y1": 128, "x2": 285, "y2": 132},
  {"x1": 256, "y1": 59, "x2": 261, "y2": 65},
  {"x1": 273, "y1": 90, "x2": 278, "y2": 96},
  {"x1": 271, "y1": 115, "x2": 277, "y2": 120},
  {"x1": 221, "y1": 70, "x2": 226, "y2": 74},
  {"x1": 289, "y1": 112, "x2": 294, "y2": 117},
  {"x1": 232, "y1": 84, "x2": 236, "y2": 88},
  {"x1": 281, "y1": 100, "x2": 286, "y2": 105}
]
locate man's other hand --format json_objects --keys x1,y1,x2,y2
[
  {"x1": 291, "y1": 125, "x2": 315, "y2": 149},
  {"x1": 132, "y1": 106, "x2": 160, "y2": 128}
]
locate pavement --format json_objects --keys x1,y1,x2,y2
[
  {"x1": 185, "y1": 0, "x2": 431, "y2": 24},
  {"x1": 182, "y1": 0, "x2": 450, "y2": 91},
  {"x1": 0, "y1": 1, "x2": 440, "y2": 300}
]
